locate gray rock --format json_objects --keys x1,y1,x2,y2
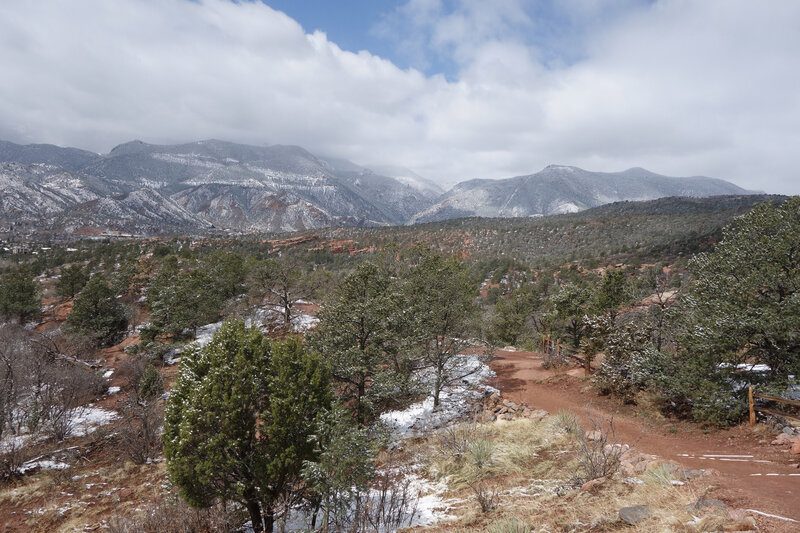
[
  {"x1": 618, "y1": 505, "x2": 650, "y2": 525},
  {"x1": 684, "y1": 497, "x2": 728, "y2": 514}
]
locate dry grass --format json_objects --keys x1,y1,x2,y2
[{"x1": 403, "y1": 416, "x2": 736, "y2": 533}]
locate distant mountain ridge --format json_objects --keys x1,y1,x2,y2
[
  {"x1": 409, "y1": 164, "x2": 754, "y2": 223},
  {"x1": 0, "y1": 139, "x2": 757, "y2": 237}
]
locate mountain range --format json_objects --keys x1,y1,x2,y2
[{"x1": 0, "y1": 139, "x2": 755, "y2": 237}]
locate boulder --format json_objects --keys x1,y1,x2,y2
[
  {"x1": 618, "y1": 505, "x2": 650, "y2": 525},
  {"x1": 771, "y1": 433, "x2": 795, "y2": 446}
]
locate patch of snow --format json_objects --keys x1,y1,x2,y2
[
  {"x1": 0, "y1": 433, "x2": 35, "y2": 453},
  {"x1": 70, "y1": 406, "x2": 119, "y2": 437},
  {"x1": 291, "y1": 312, "x2": 319, "y2": 332},
  {"x1": 107, "y1": 386, "x2": 120, "y2": 395},
  {"x1": 18, "y1": 459, "x2": 70, "y2": 474},
  {"x1": 381, "y1": 354, "x2": 496, "y2": 438},
  {"x1": 102, "y1": 369, "x2": 114, "y2": 379},
  {"x1": 192, "y1": 320, "x2": 225, "y2": 348}
]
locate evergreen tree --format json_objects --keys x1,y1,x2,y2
[
  {"x1": 666, "y1": 198, "x2": 800, "y2": 424},
  {"x1": 486, "y1": 285, "x2": 540, "y2": 346},
  {"x1": 149, "y1": 270, "x2": 221, "y2": 339},
  {"x1": 0, "y1": 268, "x2": 40, "y2": 323},
  {"x1": 301, "y1": 404, "x2": 377, "y2": 530},
  {"x1": 549, "y1": 282, "x2": 591, "y2": 348},
  {"x1": 249, "y1": 258, "x2": 308, "y2": 328},
  {"x1": 406, "y1": 251, "x2": 480, "y2": 408},
  {"x1": 309, "y1": 262, "x2": 401, "y2": 424},
  {"x1": 164, "y1": 320, "x2": 332, "y2": 532},
  {"x1": 56, "y1": 263, "x2": 89, "y2": 300},
  {"x1": 203, "y1": 251, "x2": 245, "y2": 300},
  {"x1": 66, "y1": 276, "x2": 129, "y2": 345},
  {"x1": 593, "y1": 268, "x2": 628, "y2": 322}
]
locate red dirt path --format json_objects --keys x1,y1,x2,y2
[{"x1": 489, "y1": 348, "x2": 800, "y2": 531}]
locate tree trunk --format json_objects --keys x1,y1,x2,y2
[
  {"x1": 356, "y1": 379, "x2": 366, "y2": 425},
  {"x1": 433, "y1": 364, "x2": 442, "y2": 408},
  {"x1": 265, "y1": 507, "x2": 275, "y2": 533},
  {"x1": 245, "y1": 498, "x2": 263, "y2": 533}
]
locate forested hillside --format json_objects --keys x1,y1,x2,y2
[{"x1": 0, "y1": 195, "x2": 798, "y2": 532}]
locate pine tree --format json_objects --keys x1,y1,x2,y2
[
  {"x1": 667, "y1": 197, "x2": 800, "y2": 424},
  {"x1": 66, "y1": 276, "x2": 129, "y2": 345},
  {"x1": 164, "y1": 320, "x2": 332, "y2": 532},
  {"x1": 309, "y1": 262, "x2": 402, "y2": 424},
  {"x1": 548, "y1": 281, "x2": 591, "y2": 348},
  {"x1": 0, "y1": 268, "x2": 40, "y2": 323},
  {"x1": 149, "y1": 270, "x2": 221, "y2": 339},
  {"x1": 55, "y1": 263, "x2": 89, "y2": 300},
  {"x1": 593, "y1": 268, "x2": 628, "y2": 322},
  {"x1": 406, "y1": 250, "x2": 480, "y2": 408}
]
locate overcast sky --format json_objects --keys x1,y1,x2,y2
[{"x1": 0, "y1": 0, "x2": 798, "y2": 193}]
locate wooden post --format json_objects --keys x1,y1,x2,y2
[{"x1": 748, "y1": 385, "x2": 756, "y2": 426}]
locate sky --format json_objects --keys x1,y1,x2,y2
[{"x1": 0, "y1": 0, "x2": 798, "y2": 193}]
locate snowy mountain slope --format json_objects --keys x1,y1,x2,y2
[
  {"x1": 0, "y1": 162, "x2": 120, "y2": 220},
  {"x1": 409, "y1": 165, "x2": 755, "y2": 224},
  {"x1": 0, "y1": 139, "x2": 758, "y2": 235},
  {"x1": 81, "y1": 140, "x2": 395, "y2": 230},
  {"x1": 55, "y1": 188, "x2": 213, "y2": 234},
  {"x1": 319, "y1": 158, "x2": 443, "y2": 224},
  {"x1": 0, "y1": 141, "x2": 101, "y2": 171},
  {"x1": 370, "y1": 164, "x2": 444, "y2": 199}
]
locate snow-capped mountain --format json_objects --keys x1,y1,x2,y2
[
  {"x1": 320, "y1": 157, "x2": 442, "y2": 224},
  {"x1": 409, "y1": 165, "x2": 754, "y2": 224},
  {"x1": 0, "y1": 139, "x2": 757, "y2": 237}
]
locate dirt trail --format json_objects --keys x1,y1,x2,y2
[{"x1": 489, "y1": 349, "x2": 800, "y2": 528}]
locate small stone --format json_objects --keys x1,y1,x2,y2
[
  {"x1": 581, "y1": 477, "x2": 606, "y2": 492},
  {"x1": 527, "y1": 409, "x2": 548, "y2": 421},
  {"x1": 791, "y1": 440, "x2": 800, "y2": 455},
  {"x1": 586, "y1": 430, "x2": 602, "y2": 441},
  {"x1": 726, "y1": 509, "x2": 747, "y2": 521},
  {"x1": 684, "y1": 497, "x2": 728, "y2": 515},
  {"x1": 618, "y1": 505, "x2": 650, "y2": 525},
  {"x1": 783, "y1": 426, "x2": 795, "y2": 434},
  {"x1": 678, "y1": 469, "x2": 704, "y2": 481}
]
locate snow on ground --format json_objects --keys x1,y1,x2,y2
[
  {"x1": 70, "y1": 405, "x2": 119, "y2": 437},
  {"x1": 380, "y1": 354, "x2": 496, "y2": 439},
  {"x1": 17, "y1": 458, "x2": 71, "y2": 474},
  {"x1": 191, "y1": 306, "x2": 320, "y2": 350},
  {"x1": 276, "y1": 471, "x2": 451, "y2": 532},
  {"x1": 0, "y1": 433, "x2": 36, "y2": 453},
  {"x1": 0, "y1": 406, "x2": 118, "y2": 452},
  {"x1": 107, "y1": 386, "x2": 121, "y2": 395}
]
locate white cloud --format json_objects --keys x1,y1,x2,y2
[{"x1": 0, "y1": 0, "x2": 798, "y2": 193}]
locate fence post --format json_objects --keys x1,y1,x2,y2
[{"x1": 748, "y1": 385, "x2": 756, "y2": 426}]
